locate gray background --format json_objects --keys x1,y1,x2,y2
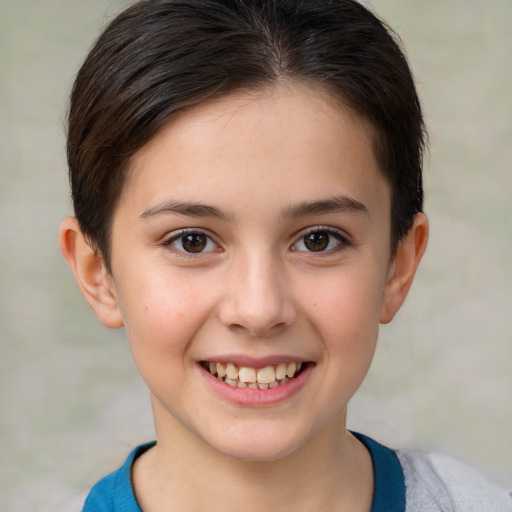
[{"x1": 1, "y1": 1, "x2": 510, "y2": 510}]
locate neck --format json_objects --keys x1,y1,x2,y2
[{"x1": 133, "y1": 406, "x2": 373, "y2": 512}]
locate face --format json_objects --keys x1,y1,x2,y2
[{"x1": 107, "y1": 82, "x2": 396, "y2": 461}]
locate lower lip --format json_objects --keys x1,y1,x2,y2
[{"x1": 198, "y1": 363, "x2": 313, "y2": 406}]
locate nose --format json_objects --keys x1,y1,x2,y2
[{"x1": 218, "y1": 251, "x2": 297, "y2": 337}]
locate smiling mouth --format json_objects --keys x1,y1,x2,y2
[{"x1": 200, "y1": 361, "x2": 305, "y2": 389}]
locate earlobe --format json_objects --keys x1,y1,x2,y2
[
  {"x1": 379, "y1": 213, "x2": 429, "y2": 324},
  {"x1": 59, "y1": 217, "x2": 124, "y2": 329}
]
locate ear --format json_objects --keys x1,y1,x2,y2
[
  {"x1": 59, "y1": 217, "x2": 123, "y2": 329},
  {"x1": 379, "y1": 213, "x2": 429, "y2": 324}
]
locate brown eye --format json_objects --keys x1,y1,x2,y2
[
  {"x1": 165, "y1": 230, "x2": 218, "y2": 254},
  {"x1": 181, "y1": 233, "x2": 207, "y2": 252},
  {"x1": 292, "y1": 228, "x2": 348, "y2": 253},
  {"x1": 303, "y1": 231, "x2": 330, "y2": 251}
]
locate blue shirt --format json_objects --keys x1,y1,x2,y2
[{"x1": 82, "y1": 433, "x2": 405, "y2": 511}]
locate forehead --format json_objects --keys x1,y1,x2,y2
[{"x1": 120, "y1": 81, "x2": 389, "y2": 221}]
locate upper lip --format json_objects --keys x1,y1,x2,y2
[{"x1": 198, "y1": 354, "x2": 310, "y2": 368}]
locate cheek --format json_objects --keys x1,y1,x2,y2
[
  {"x1": 299, "y1": 267, "x2": 384, "y2": 350},
  {"x1": 117, "y1": 269, "x2": 216, "y2": 358},
  {"x1": 117, "y1": 271, "x2": 220, "y2": 403}
]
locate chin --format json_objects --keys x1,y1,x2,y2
[
  {"x1": 204, "y1": 425, "x2": 307, "y2": 463},
  {"x1": 216, "y1": 441, "x2": 299, "y2": 463}
]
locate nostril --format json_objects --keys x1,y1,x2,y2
[
  {"x1": 229, "y1": 323, "x2": 246, "y2": 334},
  {"x1": 226, "y1": 320, "x2": 291, "y2": 337},
  {"x1": 217, "y1": 272, "x2": 297, "y2": 335}
]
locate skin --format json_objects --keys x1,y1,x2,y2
[{"x1": 60, "y1": 81, "x2": 428, "y2": 511}]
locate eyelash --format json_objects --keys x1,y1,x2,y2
[
  {"x1": 291, "y1": 226, "x2": 351, "y2": 254},
  {"x1": 162, "y1": 228, "x2": 220, "y2": 256},
  {"x1": 161, "y1": 226, "x2": 350, "y2": 257}
]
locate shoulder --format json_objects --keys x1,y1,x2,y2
[
  {"x1": 82, "y1": 442, "x2": 155, "y2": 512},
  {"x1": 82, "y1": 470, "x2": 118, "y2": 511},
  {"x1": 396, "y1": 449, "x2": 512, "y2": 512}
]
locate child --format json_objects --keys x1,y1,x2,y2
[{"x1": 59, "y1": 0, "x2": 511, "y2": 510}]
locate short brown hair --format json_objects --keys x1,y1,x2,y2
[{"x1": 67, "y1": 0, "x2": 425, "y2": 271}]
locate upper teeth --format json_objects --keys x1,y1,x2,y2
[{"x1": 205, "y1": 361, "x2": 302, "y2": 388}]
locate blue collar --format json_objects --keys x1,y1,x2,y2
[
  {"x1": 84, "y1": 433, "x2": 405, "y2": 511},
  {"x1": 353, "y1": 432, "x2": 406, "y2": 512}
]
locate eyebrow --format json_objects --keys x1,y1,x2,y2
[
  {"x1": 140, "y1": 195, "x2": 369, "y2": 222},
  {"x1": 282, "y1": 195, "x2": 369, "y2": 218},
  {"x1": 140, "y1": 201, "x2": 227, "y2": 220}
]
